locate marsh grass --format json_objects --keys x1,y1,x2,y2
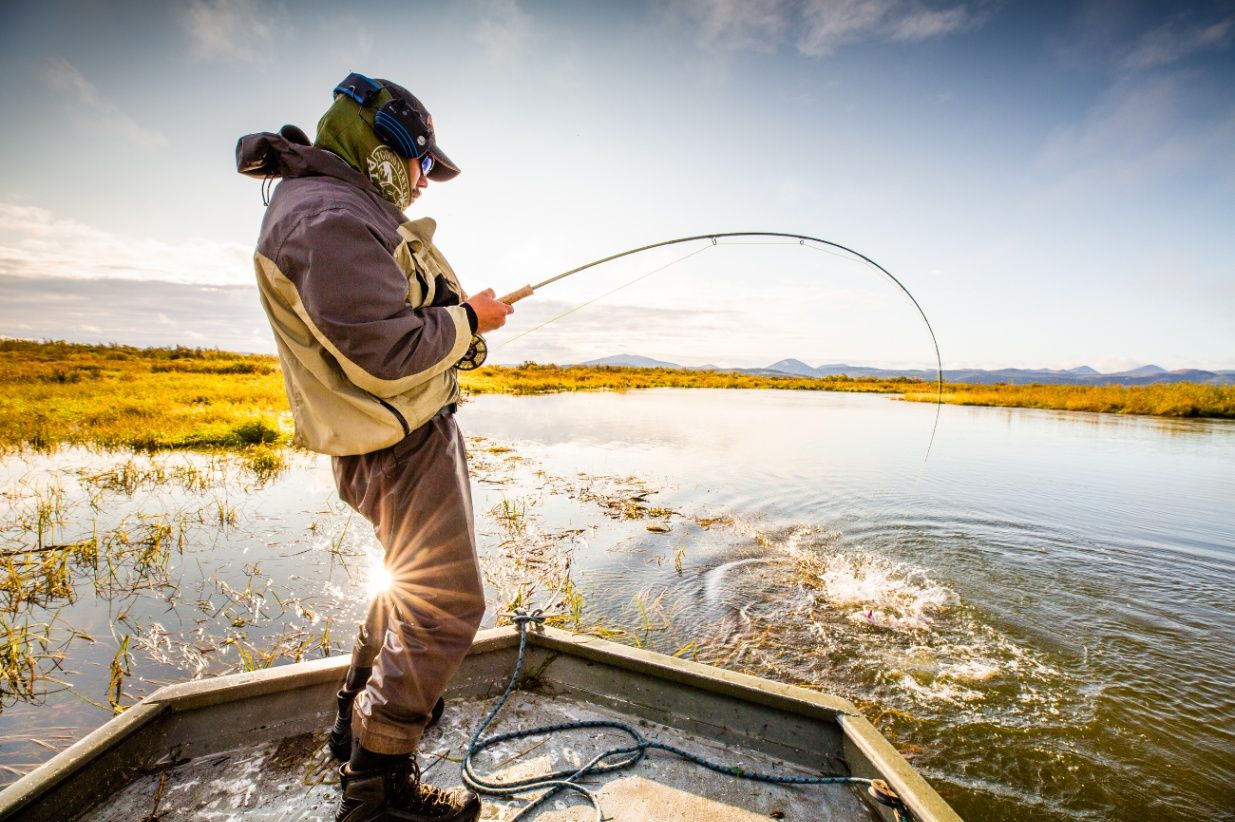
[
  {"x1": 0, "y1": 616, "x2": 61, "y2": 703},
  {"x1": 902, "y1": 381, "x2": 1235, "y2": 418},
  {"x1": 0, "y1": 480, "x2": 194, "y2": 709},
  {"x1": 79, "y1": 456, "x2": 226, "y2": 497},
  {"x1": 0, "y1": 509, "x2": 181, "y2": 697},
  {"x1": 107, "y1": 634, "x2": 133, "y2": 712},
  {"x1": 3, "y1": 342, "x2": 1231, "y2": 455},
  {"x1": 460, "y1": 362, "x2": 914, "y2": 396},
  {"x1": 0, "y1": 340, "x2": 288, "y2": 452}
]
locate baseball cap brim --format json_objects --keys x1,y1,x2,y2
[{"x1": 426, "y1": 144, "x2": 460, "y2": 182}]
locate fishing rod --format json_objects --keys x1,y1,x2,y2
[
  {"x1": 467, "y1": 231, "x2": 944, "y2": 406},
  {"x1": 460, "y1": 240, "x2": 943, "y2": 822}
]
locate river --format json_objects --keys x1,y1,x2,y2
[{"x1": 1, "y1": 389, "x2": 1232, "y2": 820}]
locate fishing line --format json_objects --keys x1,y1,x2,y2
[
  {"x1": 498, "y1": 243, "x2": 715, "y2": 349},
  {"x1": 487, "y1": 231, "x2": 944, "y2": 459}
]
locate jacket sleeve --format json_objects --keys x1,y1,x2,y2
[{"x1": 277, "y1": 206, "x2": 472, "y2": 398}]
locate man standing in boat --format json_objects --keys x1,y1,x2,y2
[{"x1": 236, "y1": 73, "x2": 511, "y2": 822}]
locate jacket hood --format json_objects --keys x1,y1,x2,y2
[{"x1": 235, "y1": 129, "x2": 372, "y2": 192}]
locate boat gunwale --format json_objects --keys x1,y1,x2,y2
[{"x1": 0, "y1": 625, "x2": 960, "y2": 822}]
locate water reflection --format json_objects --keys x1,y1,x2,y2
[
  {"x1": 1, "y1": 389, "x2": 1231, "y2": 822},
  {"x1": 460, "y1": 389, "x2": 1235, "y2": 822}
]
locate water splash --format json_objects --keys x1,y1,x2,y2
[
  {"x1": 812, "y1": 551, "x2": 958, "y2": 632},
  {"x1": 679, "y1": 520, "x2": 1079, "y2": 730}
]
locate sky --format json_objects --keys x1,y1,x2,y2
[{"x1": 1, "y1": 0, "x2": 1232, "y2": 372}]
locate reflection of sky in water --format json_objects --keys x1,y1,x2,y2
[
  {"x1": 463, "y1": 389, "x2": 1234, "y2": 552},
  {"x1": 461, "y1": 389, "x2": 1235, "y2": 822},
  {"x1": 1, "y1": 390, "x2": 1232, "y2": 822}
]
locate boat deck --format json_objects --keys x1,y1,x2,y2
[
  {"x1": 1, "y1": 626, "x2": 958, "y2": 822},
  {"x1": 90, "y1": 690, "x2": 877, "y2": 821}
]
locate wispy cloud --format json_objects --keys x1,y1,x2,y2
[
  {"x1": 674, "y1": 0, "x2": 790, "y2": 53},
  {"x1": 1039, "y1": 5, "x2": 1235, "y2": 189},
  {"x1": 487, "y1": 295, "x2": 866, "y2": 368},
  {"x1": 1037, "y1": 3, "x2": 1235, "y2": 193},
  {"x1": 0, "y1": 203, "x2": 252, "y2": 286},
  {"x1": 1121, "y1": 13, "x2": 1234, "y2": 71},
  {"x1": 1052, "y1": 2, "x2": 1234, "y2": 75},
  {"x1": 1038, "y1": 72, "x2": 1235, "y2": 187},
  {"x1": 884, "y1": 3, "x2": 977, "y2": 41},
  {"x1": 472, "y1": 0, "x2": 533, "y2": 60},
  {"x1": 182, "y1": 0, "x2": 277, "y2": 63},
  {"x1": 44, "y1": 59, "x2": 167, "y2": 150},
  {"x1": 669, "y1": 0, "x2": 992, "y2": 56}
]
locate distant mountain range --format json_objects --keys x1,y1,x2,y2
[{"x1": 580, "y1": 354, "x2": 1235, "y2": 386}]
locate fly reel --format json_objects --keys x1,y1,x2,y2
[
  {"x1": 455, "y1": 286, "x2": 531, "y2": 371},
  {"x1": 458, "y1": 334, "x2": 488, "y2": 370}
]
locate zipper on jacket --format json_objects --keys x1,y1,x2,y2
[{"x1": 374, "y1": 397, "x2": 410, "y2": 438}]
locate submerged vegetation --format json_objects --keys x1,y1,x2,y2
[
  {"x1": 0, "y1": 339, "x2": 1231, "y2": 456},
  {"x1": 0, "y1": 448, "x2": 344, "y2": 772}
]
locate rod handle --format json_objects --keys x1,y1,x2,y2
[{"x1": 498, "y1": 285, "x2": 534, "y2": 305}]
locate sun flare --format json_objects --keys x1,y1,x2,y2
[{"x1": 366, "y1": 563, "x2": 394, "y2": 599}]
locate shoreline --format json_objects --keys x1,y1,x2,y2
[{"x1": 1, "y1": 341, "x2": 1231, "y2": 454}]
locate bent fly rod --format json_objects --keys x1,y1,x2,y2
[{"x1": 490, "y1": 231, "x2": 943, "y2": 403}]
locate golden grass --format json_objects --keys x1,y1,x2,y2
[
  {"x1": 1, "y1": 340, "x2": 1229, "y2": 454},
  {"x1": 0, "y1": 340, "x2": 288, "y2": 452},
  {"x1": 902, "y1": 382, "x2": 1235, "y2": 419},
  {"x1": 459, "y1": 362, "x2": 916, "y2": 395}
]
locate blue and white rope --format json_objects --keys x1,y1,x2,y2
[{"x1": 461, "y1": 611, "x2": 912, "y2": 822}]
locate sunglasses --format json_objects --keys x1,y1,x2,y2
[{"x1": 418, "y1": 153, "x2": 434, "y2": 177}]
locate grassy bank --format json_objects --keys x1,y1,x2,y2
[
  {"x1": 0, "y1": 340, "x2": 288, "y2": 452},
  {"x1": 0, "y1": 342, "x2": 919, "y2": 452},
  {"x1": 460, "y1": 362, "x2": 915, "y2": 395},
  {"x1": 1, "y1": 341, "x2": 1230, "y2": 453},
  {"x1": 901, "y1": 382, "x2": 1235, "y2": 419}
]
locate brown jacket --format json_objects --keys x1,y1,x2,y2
[{"x1": 237, "y1": 132, "x2": 471, "y2": 455}]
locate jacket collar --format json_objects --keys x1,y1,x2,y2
[{"x1": 235, "y1": 131, "x2": 404, "y2": 216}]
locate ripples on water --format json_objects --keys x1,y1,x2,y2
[
  {"x1": 1, "y1": 390, "x2": 1231, "y2": 822},
  {"x1": 464, "y1": 390, "x2": 1235, "y2": 822}
]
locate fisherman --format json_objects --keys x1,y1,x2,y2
[{"x1": 236, "y1": 73, "x2": 511, "y2": 822}]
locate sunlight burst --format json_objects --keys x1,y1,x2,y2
[{"x1": 366, "y1": 563, "x2": 393, "y2": 599}]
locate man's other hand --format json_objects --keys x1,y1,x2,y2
[{"x1": 465, "y1": 289, "x2": 514, "y2": 333}]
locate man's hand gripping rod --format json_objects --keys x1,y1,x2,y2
[
  {"x1": 497, "y1": 285, "x2": 535, "y2": 305},
  {"x1": 457, "y1": 286, "x2": 532, "y2": 370}
]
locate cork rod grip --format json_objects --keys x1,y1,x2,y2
[{"x1": 498, "y1": 285, "x2": 534, "y2": 305}]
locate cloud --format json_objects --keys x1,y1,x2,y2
[
  {"x1": 673, "y1": 0, "x2": 790, "y2": 53},
  {"x1": 44, "y1": 59, "x2": 167, "y2": 150},
  {"x1": 0, "y1": 275, "x2": 274, "y2": 353},
  {"x1": 472, "y1": 0, "x2": 533, "y2": 60},
  {"x1": 797, "y1": 0, "x2": 898, "y2": 54},
  {"x1": 488, "y1": 297, "x2": 749, "y2": 365},
  {"x1": 0, "y1": 203, "x2": 252, "y2": 286},
  {"x1": 1121, "y1": 13, "x2": 1234, "y2": 72},
  {"x1": 182, "y1": 0, "x2": 277, "y2": 63},
  {"x1": 1040, "y1": 4, "x2": 1235, "y2": 190},
  {"x1": 484, "y1": 294, "x2": 892, "y2": 369},
  {"x1": 885, "y1": 3, "x2": 976, "y2": 41},
  {"x1": 1051, "y1": 2, "x2": 1234, "y2": 75},
  {"x1": 1036, "y1": 72, "x2": 1235, "y2": 187},
  {"x1": 669, "y1": 0, "x2": 991, "y2": 56}
]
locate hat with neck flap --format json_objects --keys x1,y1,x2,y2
[{"x1": 314, "y1": 72, "x2": 460, "y2": 210}]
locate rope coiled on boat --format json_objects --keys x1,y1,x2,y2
[{"x1": 462, "y1": 610, "x2": 913, "y2": 822}]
